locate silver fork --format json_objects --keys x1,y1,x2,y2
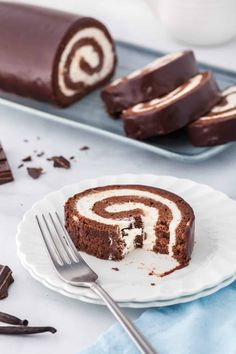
[{"x1": 36, "y1": 212, "x2": 157, "y2": 354}]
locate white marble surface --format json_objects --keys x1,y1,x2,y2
[{"x1": 0, "y1": 1, "x2": 236, "y2": 353}]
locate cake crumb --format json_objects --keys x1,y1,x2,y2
[
  {"x1": 148, "y1": 271, "x2": 154, "y2": 276},
  {"x1": 37, "y1": 152, "x2": 44, "y2": 157},
  {"x1": 111, "y1": 267, "x2": 119, "y2": 271},
  {"x1": 80, "y1": 146, "x2": 89, "y2": 151}
]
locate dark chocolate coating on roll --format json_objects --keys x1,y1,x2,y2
[
  {"x1": 188, "y1": 86, "x2": 236, "y2": 146},
  {"x1": 101, "y1": 51, "x2": 198, "y2": 115},
  {"x1": 0, "y1": 3, "x2": 116, "y2": 107},
  {"x1": 122, "y1": 72, "x2": 221, "y2": 140}
]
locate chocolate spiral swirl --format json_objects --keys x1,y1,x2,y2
[
  {"x1": 57, "y1": 27, "x2": 115, "y2": 99},
  {"x1": 65, "y1": 185, "x2": 195, "y2": 264}
]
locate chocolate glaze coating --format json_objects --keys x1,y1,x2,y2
[
  {"x1": 188, "y1": 86, "x2": 236, "y2": 146},
  {"x1": 101, "y1": 51, "x2": 198, "y2": 115},
  {"x1": 0, "y1": 3, "x2": 116, "y2": 107},
  {"x1": 122, "y1": 72, "x2": 221, "y2": 140}
]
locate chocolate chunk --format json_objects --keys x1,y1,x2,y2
[
  {"x1": 0, "y1": 3, "x2": 116, "y2": 107},
  {"x1": 49, "y1": 156, "x2": 70, "y2": 169},
  {"x1": 0, "y1": 143, "x2": 14, "y2": 185},
  {"x1": 101, "y1": 51, "x2": 199, "y2": 115},
  {"x1": 80, "y1": 146, "x2": 89, "y2": 151},
  {"x1": 22, "y1": 156, "x2": 32, "y2": 162},
  {"x1": 0, "y1": 265, "x2": 14, "y2": 299},
  {"x1": 111, "y1": 267, "x2": 119, "y2": 271},
  {"x1": 122, "y1": 72, "x2": 221, "y2": 139},
  {"x1": 27, "y1": 167, "x2": 43, "y2": 179}
]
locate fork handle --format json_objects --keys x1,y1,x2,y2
[{"x1": 90, "y1": 282, "x2": 157, "y2": 354}]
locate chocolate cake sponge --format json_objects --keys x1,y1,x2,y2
[
  {"x1": 64, "y1": 185, "x2": 195, "y2": 268},
  {"x1": 122, "y1": 72, "x2": 220, "y2": 140},
  {"x1": 101, "y1": 51, "x2": 198, "y2": 115},
  {"x1": 0, "y1": 3, "x2": 116, "y2": 107},
  {"x1": 188, "y1": 86, "x2": 236, "y2": 146}
]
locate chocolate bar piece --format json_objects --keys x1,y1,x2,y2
[
  {"x1": 122, "y1": 72, "x2": 221, "y2": 140},
  {"x1": 188, "y1": 86, "x2": 236, "y2": 146},
  {"x1": 0, "y1": 3, "x2": 116, "y2": 107},
  {"x1": 101, "y1": 51, "x2": 198, "y2": 115},
  {"x1": 0, "y1": 265, "x2": 14, "y2": 299},
  {"x1": 0, "y1": 143, "x2": 14, "y2": 185}
]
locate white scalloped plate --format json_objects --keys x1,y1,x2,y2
[{"x1": 16, "y1": 174, "x2": 236, "y2": 304}]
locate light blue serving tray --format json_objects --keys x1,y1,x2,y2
[{"x1": 0, "y1": 40, "x2": 235, "y2": 162}]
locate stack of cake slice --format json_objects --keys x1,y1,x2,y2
[{"x1": 102, "y1": 51, "x2": 236, "y2": 146}]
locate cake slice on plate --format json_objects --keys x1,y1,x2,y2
[{"x1": 65, "y1": 184, "x2": 195, "y2": 269}]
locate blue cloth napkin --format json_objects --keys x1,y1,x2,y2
[{"x1": 80, "y1": 281, "x2": 236, "y2": 354}]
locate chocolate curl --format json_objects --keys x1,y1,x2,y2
[{"x1": 0, "y1": 326, "x2": 57, "y2": 335}]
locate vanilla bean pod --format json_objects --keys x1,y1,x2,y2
[
  {"x1": 0, "y1": 312, "x2": 28, "y2": 326},
  {"x1": 0, "y1": 326, "x2": 57, "y2": 335}
]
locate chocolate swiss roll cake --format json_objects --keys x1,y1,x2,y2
[
  {"x1": 122, "y1": 72, "x2": 220, "y2": 140},
  {"x1": 188, "y1": 86, "x2": 236, "y2": 146},
  {"x1": 65, "y1": 185, "x2": 195, "y2": 267},
  {"x1": 0, "y1": 3, "x2": 116, "y2": 107},
  {"x1": 101, "y1": 51, "x2": 198, "y2": 115}
]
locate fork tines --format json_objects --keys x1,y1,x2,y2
[{"x1": 36, "y1": 212, "x2": 79, "y2": 267}]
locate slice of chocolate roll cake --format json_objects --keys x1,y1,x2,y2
[
  {"x1": 122, "y1": 72, "x2": 220, "y2": 140},
  {"x1": 188, "y1": 86, "x2": 236, "y2": 146},
  {"x1": 0, "y1": 3, "x2": 116, "y2": 107},
  {"x1": 101, "y1": 51, "x2": 198, "y2": 115},
  {"x1": 65, "y1": 185, "x2": 195, "y2": 268}
]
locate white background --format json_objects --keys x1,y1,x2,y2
[{"x1": 1, "y1": 1, "x2": 236, "y2": 354}]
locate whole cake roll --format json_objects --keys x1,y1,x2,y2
[
  {"x1": 0, "y1": 3, "x2": 116, "y2": 106},
  {"x1": 101, "y1": 51, "x2": 198, "y2": 115},
  {"x1": 188, "y1": 86, "x2": 236, "y2": 146},
  {"x1": 65, "y1": 185, "x2": 195, "y2": 267},
  {"x1": 122, "y1": 72, "x2": 220, "y2": 140}
]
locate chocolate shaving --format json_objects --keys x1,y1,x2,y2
[
  {"x1": 27, "y1": 167, "x2": 43, "y2": 179},
  {"x1": 0, "y1": 312, "x2": 28, "y2": 326},
  {"x1": 69, "y1": 156, "x2": 75, "y2": 160},
  {"x1": 80, "y1": 146, "x2": 89, "y2": 151},
  {"x1": 22, "y1": 156, "x2": 32, "y2": 162},
  {"x1": 150, "y1": 283, "x2": 156, "y2": 286},
  {"x1": 23, "y1": 139, "x2": 28, "y2": 143},
  {"x1": 48, "y1": 156, "x2": 70, "y2": 169},
  {"x1": 0, "y1": 143, "x2": 14, "y2": 185},
  {"x1": 0, "y1": 265, "x2": 14, "y2": 299},
  {"x1": 0, "y1": 326, "x2": 56, "y2": 335},
  {"x1": 111, "y1": 267, "x2": 119, "y2": 271},
  {"x1": 36, "y1": 152, "x2": 44, "y2": 157},
  {"x1": 18, "y1": 164, "x2": 24, "y2": 169}
]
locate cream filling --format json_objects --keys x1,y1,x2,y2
[
  {"x1": 76, "y1": 188, "x2": 182, "y2": 257},
  {"x1": 58, "y1": 27, "x2": 114, "y2": 97},
  {"x1": 200, "y1": 88, "x2": 236, "y2": 120},
  {"x1": 130, "y1": 74, "x2": 203, "y2": 113},
  {"x1": 110, "y1": 51, "x2": 183, "y2": 87}
]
